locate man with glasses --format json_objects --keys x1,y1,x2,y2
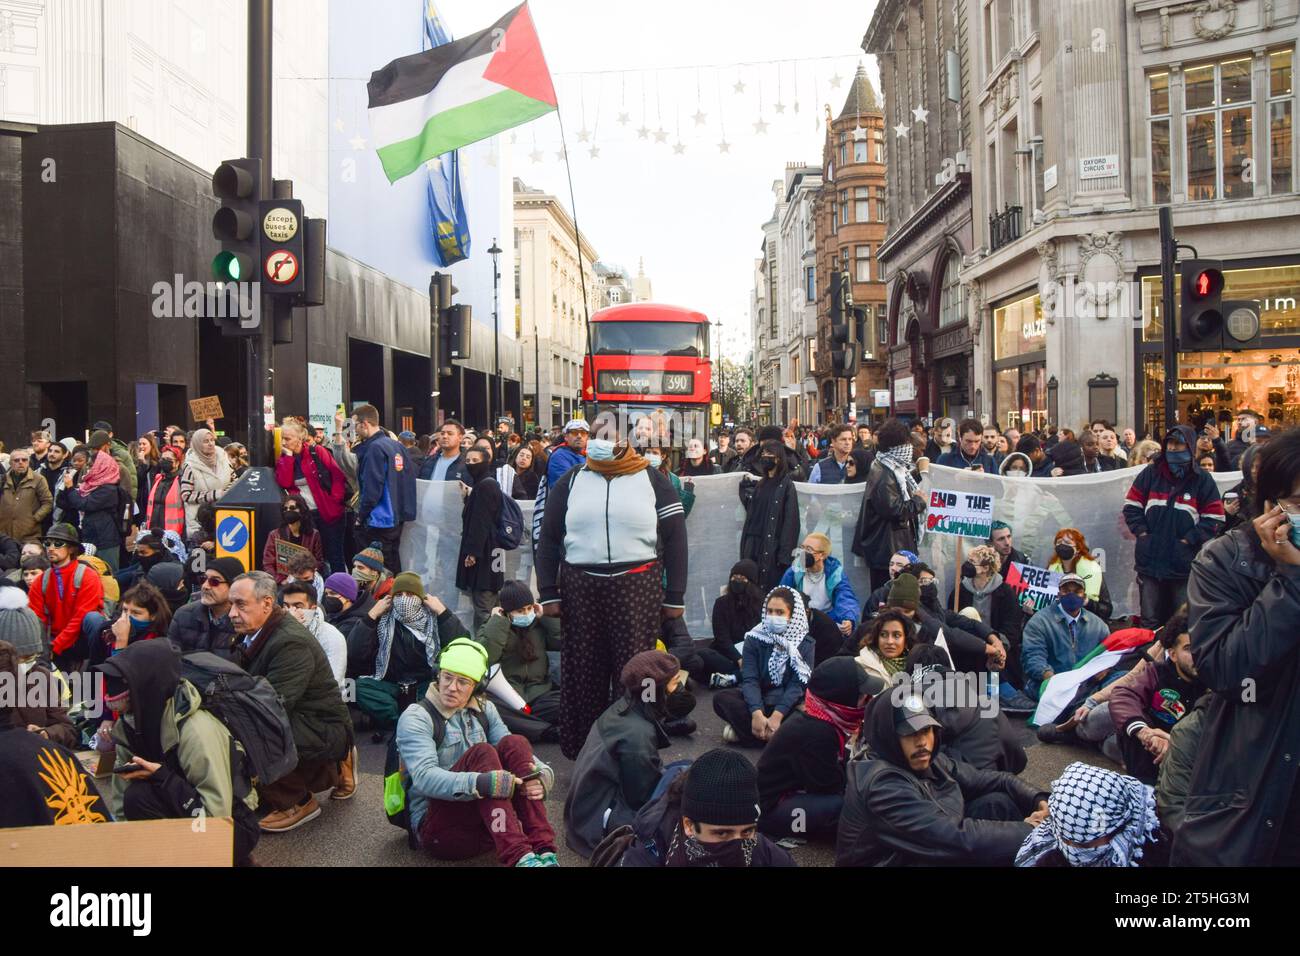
[
  {"x1": 168, "y1": 556, "x2": 244, "y2": 661},
  {"x1": 779, "y1": 532, "x2": 858, "y2": 641},
  {"x1": 27, "y1": 523, "x2": 105, "y2": 669},
  {"x1": 0, "y1": 448, "x2": 53, "y2": 545},
  {"x1": 418, "y1": 419, "x2": 468, "y2": 482}
]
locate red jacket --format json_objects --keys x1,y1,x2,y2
[
  {"x1": 30, "y1": 562, "x2": 105, "y2": 655},
  {"x1": 275, "y1": 445, "x2": 347, "y2": 525}
]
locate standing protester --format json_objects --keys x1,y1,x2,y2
[
  {"x1": 504, "y1": 444, "x2": 543, "y2": 501},
  {"x1": 133, "y1": 435, "x2": 161, "y2": 518},
  {"x1": 1123, "y1": 424, "x2": 1224, "y2": 630},
  {"x1": 91, "y1": 421, "x2": 137, "y2": 502},
  {"x1": 981, "y1": 425, "x2": 1004, "y2": 468},
  {"x1": 1015, "y1": 435, "x2": 1055, "y2": 478},
  {"x1": 1080, "y1": 430, "x2": 1118, "y2": 473},
  {"x1": 988, "y1": 520, "x2": 1029, "y2": 578},
  {"x1": 709, "y1": 431, "x2": 737, "y2": 472},
  {"x1": 276, "y1": 418, "x2": 348, "y2": 576},
  {"x1": 351, "y1": 404, "x2": 416, "y2": 574},
  {"x1": 262, "y1": 494, "x2": 324, "y2": 584},
  {"x1": 397, "y1": 431, "x2": 426, "y2": 474},
  {"x1": 0, "y1": 448, "x2": 53, "y2": 545},
  {"x1": 1224, "y1": 408, "x2": 1261, "y2": 469},
  {"x1": 853, "y1": 419, "x2": 929, "y2": 594},
  {"x1": 678, "y1": 439, "x2": 718, "y2": 477},
  {"x1": 936, "y1": 419, "x2": 998, "y2": 472},
  {"x1": 143, "y1": 446, "x2": 186, "y2": 539},
  {"x1": 536, "y1": 437, "x2": 688, "y2": 760},
  {"x1": 924, "y1": 418, "x2": 956, "y2": 461},
  {"x1": 809, "y1": 424, "x2": 859, "y2": 484},
  {"x1": 58, "y1": 443, "x2": 126, "y2": 573},
  {"x1": 38, "y1": 440, "x2": 71, "y2": 532},
  {"x1": 531, "y1": 419, "x2": 588, "y2": 550},
  {"x1": 738, "y1": 440, "x2": 801, "y2": 591},
  {"x1": 179, "y1": 428, "x2": 234, "y2": 536},
  {"x1": 725, "y1": 428, "x2": 755, "y2": 473},
  {"x1": 1174, "y1": 429, "x2": 1300, "y2": 865},
  {"x1": 418, "y1": 420, "x2": 469, "y2": 482},
  {"x1": 167, "y1": 556, "x2": 242, "y2": 660},
  {"x1": 457, "y1": 447, "x2": 504, "y2": 633}
]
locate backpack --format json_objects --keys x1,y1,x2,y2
[
  {"x1": 307, "y1": 444, "x2": 334, "y2": 496},
  {"x1": 178, "y1": 652, "x2": 298, "y2": 787},
  {"x1": 383, "y1": 699, "x2": 489, "y2": 847},
  {"x1": 495, "y1": 494, "x2": 525, "y2": 551},
  {"x1": 590, "y1": 824, "x2": 638, "y2": 867}
]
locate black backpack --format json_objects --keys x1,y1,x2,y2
[
  {"x1": 179, "y1": 652, "x2": 298, "y2": 787},
  {"x1": 383, "y1": 700, "x2": 489, "y2": 847},
  {"x1": 495, "y1": 494, "x2": 525, "y2": 551}
]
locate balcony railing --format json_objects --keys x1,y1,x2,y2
[{"x1": 988, "y1": 203, "x2": 1023, "y2": 252}]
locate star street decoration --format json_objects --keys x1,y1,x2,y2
[
  {"x1": 733, "y1": 78, "x2": 746, "y2": 94},
  {"x1": 529, "y1": 148, "x2": 544, "y2": 164},
  {"x1": 617, "y1": 111, "x2": 630, "y2": 125},
  {"x1": 654, "y1": 128, "x2": 669, "y2": 143},
  {"x1": 588, "y1": 145, "x2": 600, "y2": 159},
  {"x1": 753, "y1": 116, "x2": 769, "y2": 134},
  {"x1": 693, "y1": 108, "x2": 708, "y2": 126},
  {"x1": 829, "y1": 71, "x2": 843, "y2": 88},
  {"x1": 333, "y1": 117, "x2": 345, "y2": 133},
  {"x1": 893, "y1": 122, "x2": 909, "y2": 138},
  {"x1": 717, "y1": 139, "x2": 731, "y2": 153},
  {"x1": 637, "y1": 125, "x2": 650, "y2": 139},
  {"x1": 577, "y1": 127, "x2": 591, "y2": 143},
  {"x1": 775, "y1": 101, "x2": 786, "y2": 114},
  {"x1": 348, "y1": 133, "x2": 367, "y2": 150},
  {"x1": 912, "y1": 105, "x2": 930, "y2": 123},
  {"x1": 673, "y1": 141, "x2": 686, "y2": 155},
  {"x1": 852, "y1": 125, "x2": 867, "y2": 141}
]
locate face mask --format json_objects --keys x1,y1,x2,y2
[
  {"x1": 729, "y1": 578, "x2": 749, "y2": 595},
  {"x1": 664, "y1": 686, "x2": 696, "y2": 719},
  {"x1": 645, "y1": 454, "x2": 662, "y2": 469},
  {"x1": 352, "y1": 566, "x2": 379, "y2": 585},
  {"x1": 1059, "y1": 593, "x2": 1086, "y2": 614},
  {"x1": 1006, "y1": 469, "x2": 1027, "y2": 478},
  {"x1": 1287, "y1": 511, "x2": 1300, "y2": 549},
  {"x1": 393, "y1": 593, "x2": 424, "y2": 622},
  {"x1": 1165, "y1": 449, "x2": 1191, "y2": 470},
  {"x1": 760, "y1": 457, "x2": 778, "y2": 473},
  {"x1": 587, "y1": 438, "x2": 615, "y2": 461},
  {"x1": 282, "y1": 506, "x2": 301, "y2": 523},
  {"x1": 160, "y1": 460, "x2": 175, "y2": 475},
  {"x1": 128, "y1": 616, "x2": 151, "y2": 635},
  {"x1": 1054, "y1": 543, "x2": 1076, "y2": 561},
  {"x1": 466, "y1": 460, "x2": 491, "y2": 480},
  {"x1": 511, "y1": 611, "x2": 537, "y2": 628},
  {"x1": 105, "y1": 690, "x2": 130, "y2": 713},
  {"x1": 764, "y1": 614, "x2": 789, "y2": 633},
  {"x1": 804, "y1": 551, "x2": 817, "y2": 569},
  {"x1": 321, "y1": 595, "x2": 344, "y2": 616}
]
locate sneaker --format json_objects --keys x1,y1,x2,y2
[
  {"x1": 1035, "y1": 722, "x2": 1078, "y2": 746},
  {"x1": 709, "y1": 673, "x2": 738, "y2": 689},
  {"x1": 332, "y1": 746, "x2": 358, "y2": 800},
  {"x1": 663, "y1": 717, "x2": 697, "y2": 737},
  {"x1": 721, "y1": 724, "x2": 740, "y2": 744},
  {"x1": 999, "y1": 689, "x2": 1038, "y2": 714},
  {"x1": 536, "y1": 851, "x2": 560, "y2": 867},
  {"x1": 259, "y1": 797, "x2": 322, "y2": 833},
  {"x1": 515, "y1": 852, "x2": 547, "y2": 867}
]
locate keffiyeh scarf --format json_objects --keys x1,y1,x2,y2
[
  {"x1": 664, "y1": 823, "x2": 759, "y2": 867},
  {"x1": 876, "y1": 443, "x2": 919, "y2": 497},
  {"x1": 746, "y1": 587, "x2": 811, "y2": 686},
  {"x1": 373, "y1": 593, "x2": 439, "y2": 680},
  {"x1": 1015, "y1": 761, "x2": 1160, "y2": 867}
]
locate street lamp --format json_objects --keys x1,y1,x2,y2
[
  {"x1": 713, "y1": 318, "x2": 724, "y2": 424},
  {"x1": 488, "y1": 239, "x2": 502, "y2": 426}
]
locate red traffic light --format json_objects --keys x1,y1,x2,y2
[{"x1": 1190, "y1": 268, "x2": 1223, "y2": 300}]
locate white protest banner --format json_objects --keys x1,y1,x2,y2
[
  {"x1": 923, "y1": 488, "x2": 995, "y2": 539},
  {"x1": 1005, "y1": 562, "x2": 1061, "y2": 610}
]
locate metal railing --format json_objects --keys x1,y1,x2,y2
[{"x1": 988, "y1": 203, "x2": 1023, "y2": 252}]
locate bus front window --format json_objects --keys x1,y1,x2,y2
[{"x1": 593, "y1": 321, "x2": 704, "y2": 357}]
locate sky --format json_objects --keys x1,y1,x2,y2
[{"x1": 435, "y1": 0, "x2": 883, "y2": 363}]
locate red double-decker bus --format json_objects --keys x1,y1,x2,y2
[{"x1": 581, "y1": 303, "x2": 712, "y2": 449}]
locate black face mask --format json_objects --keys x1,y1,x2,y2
[
  {"x1": 760, "y1": 458, "x2": 778, "y2": 473},
  {"x1": 728, "y1": 578, "x2": 749, "y2": 596},
  {"x1": 159, "y1": 460, "x2": 175, "y2": 476},
  {"x1": 961, "y1": 560, "x2": 977, "y2": 578},
  {"x1": 321, "y1": 596, "x2": 344, "y2": 616},
  {"x1": 804, "y1": 551, "x2": 817, "y2": 569},
  {"x1": 664, "y1": 686, "x2": 696, "y2": 720},
  {"x1": 282, "y1": 507, "x2": 301, "y2": 524},
  {"x1": 467, "y1": 460, "x2": 491, "y2": 481},
  {"x1": 1054, "y1": 543, "x2": 1075, "y2": 561}
]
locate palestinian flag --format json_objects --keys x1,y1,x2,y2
[
  {"x1": 367, "y1": 2, "x2": 557, "y2": 184},
  {"x1": 1029, "y1": 627, "x2": 1153, "y2": 727}
]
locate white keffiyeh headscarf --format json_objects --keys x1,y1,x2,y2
[
  {"x1": 745, "y1": 587, "x2": 811, "y2": 686},
  {"x1": 1015, "y1": 761, "x2": 1160, "y2": 867},
  {"x1": 876, "y1": 443, "x2": 919, "y2": 496}
]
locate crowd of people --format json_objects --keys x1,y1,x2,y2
[{"x1": 0, "y1": 402, "x2": 1294, "y2": 869}]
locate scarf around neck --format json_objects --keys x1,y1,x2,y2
[
  {"x1": 664, "y1": 823, "x2": 759, "y2": 867},
  {"x1": 373, "y1": 599, "x2": 438, "y2": 680},
  {"x1": 746, "y1": 587, "x2": 811, "y2": 686},
  {"x1": 79, "y1": 450, "x2": 121, "y2": 495},
  {"x1": 877, "y1": 444, "x2": 919, "y2": 496},
  {"x1": 803, "y1": 690, "x2": 865, "y2": 753},
  {"x1": 1015, "y1": 761, "x2": 1160, "y2": 867},
  {"x1": 585, "y1": 446, "x2": 649, "y2": 478}
]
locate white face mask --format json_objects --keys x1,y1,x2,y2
[
  {"x1": 587, "y1": 438, "x2": 615, "y2": 461},
  {"x1": 645, "y1": 454, "x2": 662, "y2": 469}
]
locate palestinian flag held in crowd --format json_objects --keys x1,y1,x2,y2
[
  {"x1": 367, "y1": 2, "x2": 557, "y2": 184},
  {"x1": 1029, "y1": 627, "x2": 1154, "y2": 728}
]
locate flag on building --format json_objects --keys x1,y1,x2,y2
[
  {"x1": 1029, "y1": 627, "x2": 1154, "y2": 728},
  {"x1": 421, "y1": 1, "x2": 471, "y2": 266},
  {"x1": 367, "y1": 2, "x2": 557, "y2": 185}
]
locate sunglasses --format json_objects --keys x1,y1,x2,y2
[
  {"x1": 202, "y1": 575, "x2": 228, "y2": 587},
  {"x1": 42, "y1": 539, "x2": 70, "y2": 548}
]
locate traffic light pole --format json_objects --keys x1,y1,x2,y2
[
  {"x1": 1158, "y1": 206, "x2": 1178, "y2": 435},
  {"x1": 248, "y1": 0, "x2": 273, "y2": 466}
]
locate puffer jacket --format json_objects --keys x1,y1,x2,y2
[
  {"x1": 1172, "y1": 525, "x2": 1300, "y2": 865},
  {"x1": 780, "y1": 555, "x2": 859, "y2": 626}
]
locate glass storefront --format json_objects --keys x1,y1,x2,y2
[{"x1": 993, "y1": 292, "x2": 1048, "y2": 430}]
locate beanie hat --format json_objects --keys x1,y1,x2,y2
[
  {"x1": 323, "y1": 572, "x2": 358, "y2": 603},
  {"x1": 0, "y1": 583, "x2": 45, "y2": 658},
  {"x1": 391, "y1": 572, "x2": 425, "y2": 599},
  {"x1": 498, "y1": 580, "x2": 534, "y2": 614},
  {"x1": 620, "y1": 649, "x2": 681, "y2": 697},
  {"x1": 147, "y1": 562, "x2": 186, "y2": 593},
  {"x1": 438, "y1": 637, "x2": 489, "y2": 684},
  {"x1": 757, "y1": 425, "x2": 783, "y2": 443},
  {"x1": 353, "y1": 542, "x2": 386, "y2": 573},
  {"x1": 887, "y1": 572, "x2": 920, "y2": 611},
  {"x1": 729, "y1": 559, "x2": 759, "y2": 583},
  {"x1": 681, "y1": 749, "x2": 761, "y2": 827},
  {"x1": 206, "y1": 556, "x2": 246, "y2": 584},
  {"x1": 895, "y1": 550, "x2": 919, "y2": 565}
]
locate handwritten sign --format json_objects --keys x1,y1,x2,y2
[
  {"x1": 274, "y1": 537, "x2": 313, "y2": 569},
  {"x1": 1005, "y1": 562, "x2": 1062, "y2": 610},
  {"x1": 189, "y1": 396, "x2": 224, "y2": 422},
  {"x1": 924, "y1": 488, "x2": 995, "y2": 539}
]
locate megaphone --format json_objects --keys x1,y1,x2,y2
[{"x1": 485, "y1": 664, "x2": 529, "y2": 714}]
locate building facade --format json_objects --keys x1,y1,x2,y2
[
  {"x1": 865, "y1": 0, "x2": 978, "y2": 425},
  {"x1": 752, "y1": 180, "x2": 786, "y2": 425},
  {"x1": 778, "y1": 163, "x2": 823, "y2": 425},
  {"x1": 960, "y1": 0, "x2": 1298, "y2": 437},
  {"x1": 513, "y1": 179, "x2": 602, "y2": 430},
  {"x1": 814, "y1": 64, "x2": 891, "y2": 425}
]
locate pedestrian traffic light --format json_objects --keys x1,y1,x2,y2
[
  {"x1": 1179, "y1": 258, "x2": 1261, "y2": 351},
  {"x1": 211, "y1": 158, "x2": 262, "y2": 283}
]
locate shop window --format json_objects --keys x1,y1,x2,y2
[
  {"x1": 994, "y1": 292, "x2": 1046, "y2": 358},
  {"x1": 1271, "y1": 50, "x2": 1293, "y2": 193}
]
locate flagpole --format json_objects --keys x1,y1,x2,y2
[{"x1": 553, "y1": 106, "x2": 597, "y2": 426}]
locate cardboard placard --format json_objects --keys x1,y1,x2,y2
[
  {"x1": 275, "y1": 537, "x2": 313, "y2": 568},
  {"x1": 1, "y1": 816, "x2": 233, "y2": 867},
  {"x1": 189, "y1": 396, "x2": 224, "y2": 422},
  {"x1": 1005, "y1": 562, "x2": 1062, "y2": 610},
  {"x1": 923, "y1": 488, "x2": 995, "y2": 539}
]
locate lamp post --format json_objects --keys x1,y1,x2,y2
[
  {"x1": 488, "y1": 239, "x2": 502, "y2": 426},
  {"x1": 713, "y1": 318, "x2": 725, "y2": 424}
]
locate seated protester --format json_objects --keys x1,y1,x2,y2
[
  {"x1": 281, "y1": 550, "x2": 325, "y2": 605},
  {"x1": 935, "y1": 418, "x2": 999, "y2": 473},
  {"x1": 1045, "y1": 528, "x2": 1111, "y2": 621},
  {"x1": 97, "y1": 638, "x2": 260, "y2": 863},
  {"x1": 0, "y1": 640, "x2": 110, "y2": 828},
  {"x1": 955, "y1": 544, "x2": 1031, "y2": 708},
  {"x1": 565, "y1": 650, "x2": 690, "y2": 858},
  {"x1": 320, "y1": 572, "x2": 377, "y2": 680},
  {"x1": 988, "y1": 520, "x2": 1029, "y2": 577},
  {"x1": 903, "y1": 645, "x2": 1027, "y2": 775},
  {"x1": 1015, "y1": 761, "x2": 1165, "y2": 867},
  {"x1": 713, "y1": 586, "x2": 814, "y2": 747},
  {"x1": 279, "y1": 581, "x2": 347, "y2": 690},
  {"x1": 910, "y1": 563, "x2": 1008, "y2": 676},
  {"x1": 1107, "y1": 606, "x2": 1204, "y2": 786},
  {"x1": 396, "y1": 638, "x2": 559, "y2": 867},
  {"x1": 701, "y1": 560, "x2": 764, "y2": 687},
  {"x1": 779, "y1": 532, "x2": 858, "y2": 645},
  {"x1": 115, "y1": 530, "x2": 180, "y2": 592},
  {"x1": 229, "y1": 571, "x2": 354, "y2": 832},
  {"x1": 168, "y1": 556, "x2": 242, "y2": 661},
  {"x1": 835, "y1": 692, "x2": 1048, "y2": 867},
  {"x1": 617, "y1": 749, "x2": 795, "y2": 867},
  {"x1": 801, "y1": 601, "x2": 848, "y2": 671},
  {"x1": 262, "y1": 494, "x2": 324, "y2": 584},
  {"x1": 350, "y1": 541, "x2": 394, "y2": 602},
  {"x1": 354, "y1": 573, "x2": 467, "y2": 731},
  {"x1": 147, "y1": 561, "x2": 190, "y2": 617},
  {"x1": 0, "y1": 587, "x2": 77, "y2": 747},
  {"x1": 1156, "y1": 692, "x2": 1213, "y2": 835},
  {"x1": 29, "y1": 523, "x2": 106, "y2": 670},
  {"x1": 18, "y1": 552, "x2": 49, "y2": 589},
  {"x1": 858, "y1": 549, "x2": 918, "y2": 625},
  {"x1": 855, "y1": 607, "x2": 916, "y2": 683},
  {"x1": 757, "y1": 657, "x2": 885, "y2": 841},
  {"x1": 476, "y1": 580, "x2": 563, "y2": 743},
  {"x1": 1021, "y1": 574, "x2": 1112, "y2": 703},
  {"x1": 86, "y1": 581, "x2": 172, "y2": 669}
]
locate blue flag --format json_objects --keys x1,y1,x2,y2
[{"x1": 422, "y1": 0, "x2": 471, "y2": 266}]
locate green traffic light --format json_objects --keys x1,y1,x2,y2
[{"x1": 213, "y1": 251, "x2": 244, "y2": 281}]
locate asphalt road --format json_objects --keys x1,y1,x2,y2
[{"x1": 251, "y1": 686, "x2": 1120, "y2": 868}]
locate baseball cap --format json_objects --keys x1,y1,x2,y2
[
  {"x1": 398, "y1": 430, "x2": 416, "y2": 441},
  {"x1": 894, "y1": 693, "x2": 943, "y2": 736},
  {"x1": 1058, "y1": 572, "x2": 1087, "y2": 589},
  {"x1": 564, "y1": 418, "x2": 590, "y2": 433}
]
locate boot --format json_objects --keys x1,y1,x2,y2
[{"x1": 331, "y1": 746, "x2": 358, "y2": 800}]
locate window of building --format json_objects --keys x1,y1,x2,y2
[
  {"x1": 805, "y1": 266, "x2": 816, "y2": 303},
  {"x1": 939, "y1": 255, "x2": 963, "y2": 327},
  {"x1": 855, "y1": 187, "x2": 870, "y2": 222},
  {"x1": 855, "y1": 245, "x2": 871, "y2": 283},
  {"x1": 1149, "y1": 71, "x2": 1172, "y2": 204},
  {"x1": 854, "y1": 139, "x2": 868, "y2": 163},
  {"x1": 839, "y1": 132, "x2": 849, "y2": 167},
  {"x1": 609, "y1": 288, "x2": 622, "y2": 303},
  {"x1": 839, "y1": 189, "x2": 849, "y2": 226},
  {"x1": 1271, "y1": 49, "x2": 1294, "y2": 193},
  {"x1": 995, "y1": 0, "x2": 1014, "y2": 64},
  {"x1": 873, "y1": 130, "x2": 885, "y2": 164},
  {"x1": 826, "y1": 160, "x2": 834, "y2": 182},
  {"x1": 874, "y1": 185, "x2": 886, "y2": 221},
  {"x1": 992, "y1": 292, "x2": 1047, "y2": 431},
  {"x1": 877, "y1": 303, "x2": 889, "y2": 345}
]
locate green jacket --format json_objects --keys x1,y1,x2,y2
[
  {"x1": 109, "y1": 678, "x2": 258, "y2": 820},
  {"x1": 1156, "y1": 691, "x2": 1212, "y2": 834},
  {"x1": 239, "y1": 606, "x2": 353, "y2": 763},
  {"x1": 109, "y1": 438, "x2": 137, "y2": 501},
  {"x1": 476, "y1": 612, "x2": 562, "y2": 704}
]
